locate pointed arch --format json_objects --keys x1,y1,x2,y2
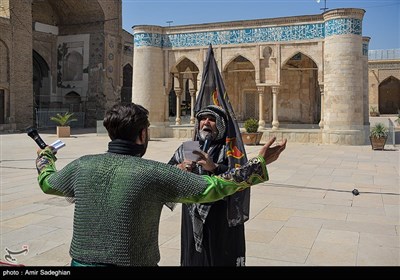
[
  {"x1": 169, "y1": 57, "x2": 199, "y2": 118},
  {"x1": 173, "y1": 57, "x2": 199, "y2": 74},
  {"x1": 281, "y1": 51, "x2": 320, "y2": 124},
  {"x1": 170, "y1": 56, "x2": 199, "y2": 88},
  {"x1": 121, "y1": 63, "x2": 132, "y2": 105},
  {"x1": 224, "y1": 55, "x2": 256, "y2": 120},
  {"x1": 282, "y1": 52, "x2": 318, "y2": 69},
  {"x1": 64, "y1": 91, "x2": 81, "y2": 112},
  {"x1": 0, "y1": 39, "x2": 9, "y2": 84},
  {"x1": 33, "y1": 50, "x2": 50, "y2": 109},
  {"x1": 0, "y1": 39, "x2": 9, "y2": 124},
  {"x1": 223, "y1": 54, "x2": 254, "y2": 72},
  {"x1": 379, "y1": 76, "x2": 400, "y2": 114},
  {"x1": 42, "y1": 0, "x2": 104, "y2": 26}
]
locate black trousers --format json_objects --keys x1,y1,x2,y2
[{"x1": 180, "y1": 199, "x2": 246, "y2": 266}]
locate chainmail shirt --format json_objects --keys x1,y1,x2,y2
[{"x1": 36, "y1": 147, "x2": 268, "y2": 266}]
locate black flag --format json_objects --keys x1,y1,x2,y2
[{"x1": 195, "y1": 44, "x2": 250, "y2": 226}]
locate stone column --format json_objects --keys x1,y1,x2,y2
[
  {"x1": 322, "y1": 8, "x2": 366, "y2": 145},
  {"x1": 163, "y1": 87, "x2": 169, "y2": 122},
  {"x1": 362, "y1": 37, "x2": 370, "y2": 127},
  {"x1": 132, "y1": 25, "x2": 165, "y2": 127},
  {"x1": 257, "y1": 86, "x2": 266, "y2": 129},
  {"x1": 175, "y1": 88, "x2": 182, "y2": 125},
  {"x1": 189, "y1": 89, "x2": 196, "y2": 124},
  {"x1": 271, "y1": 86, "x2": 280, "y2": 130},
  {"x1": 318, "y1": 84, "x2": 324, "y2": 129},
  {"x1": 10, "y1": 0, "x2": 33, "y2": 129},
  {"x1": 362, "y1": 37, "x2": 371, "y2": 144}
]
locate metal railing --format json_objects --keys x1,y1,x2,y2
[{"x1": 36, "y1": 109, "x2": 85, "y2": 129}]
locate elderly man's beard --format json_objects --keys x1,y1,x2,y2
[{"x1": 198, "y1": 126, "x2": 217, "y2": 142}]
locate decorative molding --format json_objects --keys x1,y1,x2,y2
[
  {"x1": 368, "y1": 63, "x2": 400, "y2": 69},
  {"x1": 322, "y1": 8, "x2": 365, "y2": 21},
  {"x1": 134, "y1": 18, "x2": 362, "y2": 48},
  {"x1": 164, "y1": 15, "x2": 323, "y2": 33}
]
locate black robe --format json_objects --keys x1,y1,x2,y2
[{"x1": 168, "y1": 141, "x2": 246, "y2": 266}]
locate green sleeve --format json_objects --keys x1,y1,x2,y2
[
  {"x1": 36, "y1": 148, "x2": 64, "y2": 196},
  {"x1": 178, "y1": 155, "x2": 268, "y2": 203}
]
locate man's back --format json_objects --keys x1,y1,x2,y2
[{"x1": 48, "y1": 153, "x2": 207, "y2": 266}]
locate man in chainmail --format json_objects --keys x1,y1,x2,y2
[
  {"x1": 35, "y1": 103, "x2": 287, "y2": 266},
  {"x1": 168, "y1": 105, "x2": 246, "y2": 266}
]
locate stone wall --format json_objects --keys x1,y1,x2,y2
[
  {"x1": 10, "y1": 0, "x2": 33, "y2": 129},
  {"x1": 0, "y1": 0, "x2": 128, "y2": 131}
]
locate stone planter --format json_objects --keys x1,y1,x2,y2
[
  {"x1": 241, "y1": 132, "x2": 263, "y2": 145},
  {"x1": 369, "y1": 136, "x2": 386, "y2": 150},
  {"x1": 57, "y1": 126, "x2": 71, "y2": 138}
]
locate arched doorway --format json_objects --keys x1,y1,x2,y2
[
  {"x1": 224, "y1": 55, "x2": 256, "y2": 120},
  {"x1": 170, "y1": 57, "x2": 199, "y2": 118},
  {"x1": 281, "y1": 52, "x2": 319, "y2": 124},
  {"x1": 168, "y1": 75, "x2": 176, "y2": 117},
  {"x1": 0, "y1": 39, "x2": 9, "y2": 124},
  {"x1": 121, "y1": 64, "x2": 132, "y2": 105},
  {"x1": 64, "y1": 91, "x2": 82, "y2": 112},
  {"x1": 33, "y1": 50, "x2": 50, "y2": 109},
  {"x1": 379, "y1": 76, "x2": 400, "y2": 114}
]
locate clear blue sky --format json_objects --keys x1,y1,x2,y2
[{"x1": 122, "y1": 0, "x2": 399, "y2": 50}]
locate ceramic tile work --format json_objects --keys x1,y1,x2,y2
[
  {"x1": 363, "y1": 43, "x2": 369, "y2": 56},
  {"x1": 324, "y1": 18, "x2": 362, "y2": 37},
  {"x1": 134, "y1": 33, "x2": 163, "y2": 47},
  {"x1": 134, "y1": 18, "x2": 362, "y2": 48}
]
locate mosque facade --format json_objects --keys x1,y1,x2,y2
[{"x1": 133, "y1": 8, "x2": 371, "y2": 145}]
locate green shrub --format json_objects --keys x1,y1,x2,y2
[
  {"x1": 370, "y1": 123, "x2": 388, "y2": 138},
  {"x1": 50, "y1": 112, "x2": 77, "y2": 126},
  {"x1": 244, "y1": 118, "x2": 259, "y2": 133}
]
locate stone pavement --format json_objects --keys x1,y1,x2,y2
[{"x1": 0, "y1": 130, "x2": 399, "y2": 266}]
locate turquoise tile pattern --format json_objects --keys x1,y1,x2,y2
[
  {"x1": 134, "y1": 18, "x2": 362, "y2": 48},
  {"x1": 363, "y1": 43, "x2": 369, "y2": 56}
]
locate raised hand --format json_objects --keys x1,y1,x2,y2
[{"x1": 258, "y1": 137, "x2": 287, "y2": 165}]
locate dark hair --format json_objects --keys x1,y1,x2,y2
[{"x1": 103, "y1": 103, "x2": 149, "y2": 141}]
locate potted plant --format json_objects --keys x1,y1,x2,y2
[
  {"x1": 369, "y1": 122, "x2": 388, "y2": 150},
  {"x1": 241, "y1": 118, "x2": 263, "y2": 145},
  {"x1": 50, "y1": 112, "x2": 77, "y2": 138},
  {"x1": 369, "y1": 106, "x2": 380, "y2": 117}
]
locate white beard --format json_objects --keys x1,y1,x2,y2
[{"x1": 199, "y1": 128, "x2": 217, "y2": 142}]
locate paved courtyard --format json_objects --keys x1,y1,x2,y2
[{"x1": 0, "y1": 130, "x2": 399, "y2": 266}]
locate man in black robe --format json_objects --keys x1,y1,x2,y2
[{"x1": 168, "y1": 105, "x2": 246, "y2": 266}]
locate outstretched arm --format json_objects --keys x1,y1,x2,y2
[
  {"x1": 176, "y1": 137, "x2": 287, "y2": 203},
  {"x1": 36, "y1": 147, "x2": 64, "y2": 196},
  {"x1": 36, "y1": 146, "x2": 76, "y2": 197}
]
